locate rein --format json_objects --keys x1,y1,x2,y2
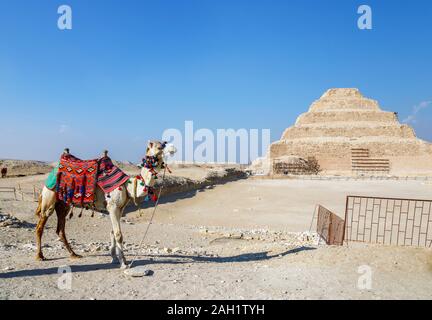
[
  {"x1": 129, "y1": 165, "x2": 168, "y2": 269},
  {"x1": 127, "y1": 151, "x2": 173, "y2": 269}
]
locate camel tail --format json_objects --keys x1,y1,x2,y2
[{"x1": 35, "y1": 194, "x2": 42, "y2": 217}]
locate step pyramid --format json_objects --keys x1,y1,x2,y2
[{"x1": 262, "y1": 88, "x2": 432, "y2": 176}]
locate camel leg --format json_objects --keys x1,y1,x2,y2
[
  {"x1": 109, "y1": 207, "x2": 128, "y2": 269},
  {"x1": 35, "y1": 215, "x2": 49, "y2": 261},
  {"x1": 109, "y1": 230, "x2": 119, "y2": 264},
  {"x1": 55, "y1": 203, "x2": 81, "y2": 259},
  {"x1": 36, "y1": 186, "x2": 58, "y2": 261}
]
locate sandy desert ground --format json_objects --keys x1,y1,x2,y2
[{"x1": 1, "y1": 167, "x2": 432, "y2": 300}]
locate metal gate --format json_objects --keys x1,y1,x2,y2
[
  {"x1": 344, "y1": 196, "x2": 432, "y2": 247},
  {"x1": 316, "y1": 205, "x2": 345, "y2": 245}
]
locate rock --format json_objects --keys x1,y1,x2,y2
[
  {"x1": 22, "y1": 243, "x2": 37, "y2": 251},
  {"x1": 0, "y1": 213, "x2": 32, "y2": 229},
  {"x1": 1, "y1": 244, "x2": 16, "y2": 251},
  {"x1": 163, "y1": 247, "x2": 172, "y2": 254},
  {"x1": 172, "y1": 247, "x2": 180, "y2": 253},
  {"x1": 124, "y1": 266, "x2": 154, "y2": 277},
  {"x1": 3, "y1": 267, "x2": 14, "y2": 271}
]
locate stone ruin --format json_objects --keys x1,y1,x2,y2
[{"x1": 250, "y1": 88, "x2": 432, "y2": 176}]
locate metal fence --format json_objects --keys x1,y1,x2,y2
[
  {"x1": 344, "y1": 196, "x2": 432, "y2": 247},
  {"x1": 0, "y1": 187, "x2": 17, "y2": 200},
  {"x1": 0, "y1": 185, "x2": 41, "y2": 202},
  {"x1": 316, "y1": 205, "x2": 345, "y2": 245}
]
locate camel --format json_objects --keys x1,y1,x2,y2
[{"x1": 35, "y1": 141, "x2": 176, "y2": 269}]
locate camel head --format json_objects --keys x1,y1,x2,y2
[
  {"x1": 145, "y1": 140, "x2": 177, "y2": 159},
  {"x1": 139, "y1": 140, "x2": 177, "y2": 187},
  {"x1": 144, "y1": 140, "x2": 177, "y2": 167},
  {"x1": 145, "y1": 140, "x2": 165, "y2": 158}
]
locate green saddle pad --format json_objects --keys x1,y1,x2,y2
[{"x1": 45, "y1": 165, "x2": 59, "y2": 190}]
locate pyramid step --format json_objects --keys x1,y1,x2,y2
[
  {"x1": 296, "y1": 110, "x2": 398, "y2": 125},
  {"x1": 282, "y1": 125, "x2": 415, "y2": 139}
]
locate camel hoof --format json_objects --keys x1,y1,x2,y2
[
  {"x1": 36, "y1": 254, "x2": 46, "y2": 261},
  {"x1": 70, "y1": 254, "x2": 82, "y2": 260},
  {"x1": 120, "y1": 263, "x2": 130, "y2": 270}
]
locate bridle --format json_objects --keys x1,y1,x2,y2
[
  {"x1": 130, "y1": 153, "x2": 171, "y2": 206},
  {"x1": 141, "y1": 154, "x2": 171, "y2": 176}
]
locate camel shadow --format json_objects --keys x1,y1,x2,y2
[
  {"x1": 0, "y1": 246, "x2": 315, "y2": 279},
  {"x1": 122, "y1": 172, "x2": 248, "y2": 214},
  {"x1": 145, "y1": 245, "x2": 316, "y2": 264},
  {"x1": 91, "y1": 185, "x2": 212, "y2": 216},
  {"x1": 123, "y1": 189, "x2": 200, "y2": 215}
]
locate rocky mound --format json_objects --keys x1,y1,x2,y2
[
  {"x1": 158, "y1": 167, "x2": 248, "y2": 196},
  {"x1": 0, "y1": 159, "x2": 53, "y2": 177}
]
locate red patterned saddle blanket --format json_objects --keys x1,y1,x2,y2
[
  {"x1": 97, "y1": 156, "x2": 130, "y2": 194},
  {"x1": 56, "y1": 154, "x2": 99, "y2": 205},
  {"x1": 54, "y1": 154, "x2": 129, "y2": 205}
]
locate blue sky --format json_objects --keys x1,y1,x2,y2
[{"x1": 0, "y1": 0, "x2": 431, "y2": 161}]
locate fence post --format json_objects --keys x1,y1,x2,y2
[
  {"x1": 343, "y1": 196, "x2": 349, "y2": 246},
  {"x1": 309, "y1": 205, "x2": 319, "y2": 233},
  {"x1": 18, "y1": 184, "x2": 24, "y2": 201}
]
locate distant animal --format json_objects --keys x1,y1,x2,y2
[
  {"x1": 1, "y1": 167, "x2": 7, "y2": 178},
  {"x1": 35, "y1": 141, "x2": 177, "y2": 269}
]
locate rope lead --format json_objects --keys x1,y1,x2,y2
[{"x1": 128, "y1": 166, "x2": 167, "y2": 269}]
